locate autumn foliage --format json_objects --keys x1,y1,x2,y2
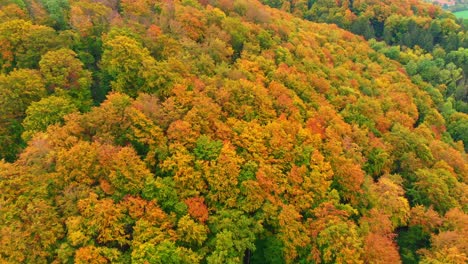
[{"x1": 0, "y1": 0, "x2": 466, "y2": 263}]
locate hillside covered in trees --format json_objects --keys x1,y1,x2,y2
[{"x1": 0, "y1": 0, "x2": 467, "y2": 263}]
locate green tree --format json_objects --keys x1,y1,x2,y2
[
  {"x1": 132, "y1": 240, "x2": 198, "y2": 264},
  {"x1": 39, "y1": 48, "x2": 92, "y2": 110},
  {"x1": 0, "y1": 69, "x2": 46, "y2": 161},
  {"x1": 207, "y1": 210, "x2": 263, "y2": 264},
  {"x1": 0, "y1": 19, "x2": 61, "y2": 72},
  {"x1": 447, "y1": 113, "x2": 468, "y2": 151},
  {"x1": 413, "y1": 167, "x2": 460, "y2": 214},
  {"x1": 317, "y1": 221, "x2": 364, "y2": 264},
  {"x1": 193, "y1": 135, "x2": 223, "y2": 161},
  {"x1": 22, "y1": 95, "x2": 77, "y2": 141},
  {"x1": 39, "y1": 0, "x2": 70, "y2": 29},
  {"x1": 100, "y1": 35, "x2": 160, "y2": 97}
]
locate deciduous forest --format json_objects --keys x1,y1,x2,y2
[{"x1": 0, "y1": 0, "x2": 467, "y2": 263}]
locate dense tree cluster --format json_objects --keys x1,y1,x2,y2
[
  {"x1": 0, "y1": 0, "x2": 466, "y2": 263},
  {"x1": 261, "y1": 0, "x2": 468, "y2": 151}
]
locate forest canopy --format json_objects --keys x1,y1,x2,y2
[{"x1": 0, "y1": 0, "x2": 467, "y2": 263}]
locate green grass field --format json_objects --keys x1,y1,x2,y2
[{"x1": 453, "y1": 10, "x2": 468, "y2": 19}]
